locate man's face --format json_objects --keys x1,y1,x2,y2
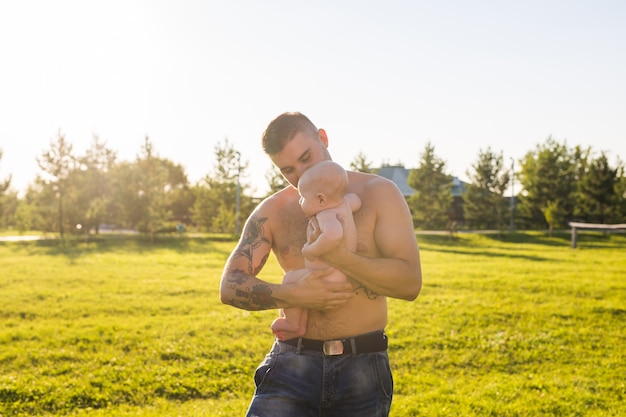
[{"x1": 270, "y1": 129, "x2": 330, "y2": 187}]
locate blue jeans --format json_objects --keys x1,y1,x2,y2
[{"x1": 246, "y1": 338, "x2": 393, "y2": 417}]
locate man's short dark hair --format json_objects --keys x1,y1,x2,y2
[{"x1": 262, "y1": 112, "x2": 318, "y2": 155}]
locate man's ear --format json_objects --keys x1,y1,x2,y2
[{"x1": 317, "y1": 129, "x2": 329, "y2": 147}]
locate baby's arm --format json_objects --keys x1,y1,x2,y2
[
  {"x1": 302, "y1": 210, "x2": 343, "y2": 259},
  {"x1": 345, "y1": 192, "x2": 361, "y2": 212}
]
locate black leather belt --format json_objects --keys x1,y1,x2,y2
[{"x1": 280, "y1": 330, "x2": 388, "y2": 355}]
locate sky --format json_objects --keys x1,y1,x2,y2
[{"x1": 1, "y1": 0, "x2": 625, "y2": 197}]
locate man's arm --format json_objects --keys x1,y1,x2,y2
[
  {"x1": 220, "y1": 206, "x2": 354, "y2": 311},
  {"x1": 219, "y1": 212, "x2": 281, "y2": 310},
  {"x1": 321, "y1": 178, "x2": 422, "y2": 301}
]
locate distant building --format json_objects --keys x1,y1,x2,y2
[
  {"x1": 376, "y1": 164, "x2": 467, "y2": 223},
  {"x1": 376, "y1": 165, "x2": 467, "y2": 197},
  {"x1": 376, "y1": 165, "x2": 416, "y2": 197},
  {"x1": 451, "y1": 176, "x2": 467, "y2": 197}
]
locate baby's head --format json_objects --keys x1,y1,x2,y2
[{"x1": 298, "y1": 161, "x2": 348, "y2": 216}]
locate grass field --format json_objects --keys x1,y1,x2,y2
[{"x1": 0, "y1": 231, "x2": 624, "y2": 416}]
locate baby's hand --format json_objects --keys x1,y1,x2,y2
[
  {"x1": 307, "y1": 217, "x2": 320, "y2": 244},
  {"x1": 302, "y1": 243, "x2": 314, "y2": 261}
]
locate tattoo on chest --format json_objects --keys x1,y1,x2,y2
[
  {"x1": 233, "y1": 215, "x2": 270, "y2": 275},
  {"x1": 353, "y1": 284, "x2": 380, "y2": 300}
]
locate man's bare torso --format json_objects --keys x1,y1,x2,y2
[{"x1": 268, "y1": 172, "x2": 387, "y2": 340}]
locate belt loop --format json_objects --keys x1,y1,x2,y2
[
  {"x1": 350, "y1": 338, "x2": 357, "y2": 355},
  {"x1": 296, "y1": 337, "x2": 303, "y2": 355}
]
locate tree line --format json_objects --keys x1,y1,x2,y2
[
  {"x1": 0, "y1": 132, "x2": 624, "y2": 237},
  {"x1": 403, "y1": 137, "x2": 625, "y2": 233}
]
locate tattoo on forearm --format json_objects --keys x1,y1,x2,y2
[
  {"x1": 227, "y1": 269, "x2": 278, "y2": 310},
  {"x1": 249, "y1": 284, "x2": 276, "y2": 309},
  {"x1": 228, "y1": 269, "x2": 249, "y2": 285},
  {"x1": 225, "y1": 216, "x2": 279, "y2": 310},
  {"x1": 233, "y1": 215, "x2": 270, "y2": 274},
  {"x1": 354, "y1": 284, "x2": 380, "y2": 300}
]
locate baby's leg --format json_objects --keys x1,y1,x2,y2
[
  {"x1": 271, "y1": 308, "x2": 307, "y2": 340},
  {"x1": 271, "y1": 272, "x2": 309, "y2": 340},
  {"x1": 271, "y1": 268, "x2": 345, "y2": 339}
]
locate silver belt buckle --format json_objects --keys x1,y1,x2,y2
[{"x1": 323, "y1": 340, "x2": 344, "y2": 355}]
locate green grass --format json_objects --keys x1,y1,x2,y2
[{"x1": 0, "y1": 232, "x2": 624, "y2": 416}]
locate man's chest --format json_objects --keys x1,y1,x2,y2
[
  {"x1": 271, "y1": 204, "x2": 309, "y2": 270},
  {"x1": 270, "y1": 200, "x2": 379, "y2": 269}
]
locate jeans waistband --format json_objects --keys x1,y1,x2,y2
[{"x1": 279, "y1": 330, "x2": 388, "y2": 355}]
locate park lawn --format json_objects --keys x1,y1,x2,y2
[{"x1": 0, "y1": 232, "x2": 624, "y2": 416}]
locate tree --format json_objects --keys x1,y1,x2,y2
[
  {"x1": 192, "y1": 138, "x2": 253, "y2": 233},
  {"x1": 36, "y1": 130, "x2": 76, "y2": 239},
  {"x1": 106, "y1": 154, "x2": 190, "y2": 234},
  {"x1": 407, "y1": 142, "x2": 453, "y2": 229},
  {"x1": 464, "y1": 147, "x2": 510, "y2": 230},
  {"x1": 0, "y1": 148, "x2": 11, "y2": 195},
  {"x1": 13, "y1": 199, "x2": 36, "y2": 233},
  {"x1": 135, "y1": 136, "x2": 173, "y2": 241},
  {"x1": 56, "y1": 134, "x2": 118, "y2": 236},
  {"x1": 0, "y1": 148, "x2": 13, "y2": 228},
  {"x1": 20, "y1": 181, "x2": 55, "y2": 232},
  {"x1": 542, "y1": 200, "x2": 565, "y2": 237},
  {"x1": 0, "y1": 191, "x2": 18, "y2": 230},
  {"x1": 265, "y1": 164, "x2": 289, "y2": 195},
  {"x1": 78, "y1": 134, "x2": 118, "y2": 234},
  {"x1": 350, "y1": 151, "x2": 376, "y2": 173},
  {"x1": 107, "y1": 161, "x2": 141, "y2": 230},
  {"x1": 616, "y1": 160, "x2": 626, "y2": 222},
  {"x1": 160, "y1": 159, "x2": 195, "y2": 226},
  {"x1": 576, "y1": 152, "x2": 621, "y2": 223},
  {"x1": 517, "y1": 137, "x2": 580, "y2": 229}
]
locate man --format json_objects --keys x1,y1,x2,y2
[{"x1": 220, "y1": 112, "x2": 422, "y2": 416}]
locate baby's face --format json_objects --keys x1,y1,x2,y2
[{"x1": 298, "y1": 187, "x2": 321, "y2": 217}]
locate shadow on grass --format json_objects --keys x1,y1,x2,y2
[
  {"x1": 4, "y1": 230, "x2": 624, "y2": 261},
  {"x1": 416, "y1": 230, "x2": 626, "y2": 261},
  {"x1": 420, "y1": 245, "x2": 553, "y2": 262},
  {"x1": 0, "y1": 233, "x2": 237, "y2": 260},
  {"x1": 418, "y1": 230, "x2": 625, "y2": 247}
]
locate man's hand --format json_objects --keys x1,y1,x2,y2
[{"x1": 283, "y1": 267, "x2": 353, "y2": 310}]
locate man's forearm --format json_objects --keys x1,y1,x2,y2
[
  {"x1": 221, "y1": 267, "x2": 356, "y2": 312},
  {"x1": 326, "y1": 249, "x2": 421, "y2": 301},
  {"x1": 220, "y1": 269, "x2": 283, "y2": 311}
]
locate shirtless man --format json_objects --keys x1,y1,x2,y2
[
  {"x1": 220, "y1": 112, "x2": 422, "y2": 416},
  {"x1": 271, "y1": 160, "x2": 361, "y2": 341}
]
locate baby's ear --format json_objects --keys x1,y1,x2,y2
[{"x1": 317, "y1": 193, "x2": 327, "y2": 205}]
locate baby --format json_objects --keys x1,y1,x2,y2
[{"x1": 271, "y1": 161, "x2": 361, "y2": 340}]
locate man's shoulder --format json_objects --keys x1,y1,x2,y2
[
  {"x1": 348, "y1": 171, "x2": 399, "y2": 194},
  {"x1": 257, "y1": 186, "x2": 298, "y2": 207},
  {"x1": 253, "y1": 187, "x2": 303, "y2": 221},
  {"x1": 348, "y1": 170, "x2": 388, "y2": 182}
]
